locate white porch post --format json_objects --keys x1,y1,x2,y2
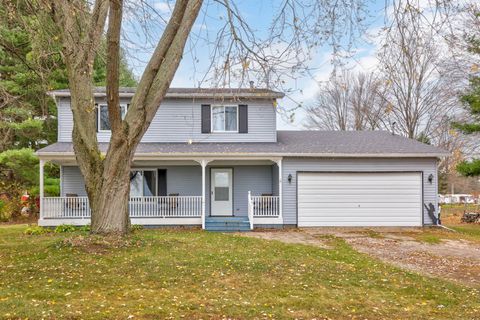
[
  {"x1": 39, "y1": 159, "x2": 45, "y2": 219},
  {"x1": 199, "y1": 159, "x2": 211, "y2": 229},
  {"x1": 277, "y1": 158, "x2": 283, "y2": 220}
]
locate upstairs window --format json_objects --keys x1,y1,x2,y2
[
  {"x1": 98, "y1": 104, "x2": 127, "y2": 132},
  {"x1": 211, "y1": 105, "x2": 238, "y2": 132}
]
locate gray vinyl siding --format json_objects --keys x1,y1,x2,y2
[
  {"x1": 60, "y1": 165, "x2": 202, "y2": 197},
  {"x1": 60, "y1": 158, "x2": 437, "y2": 225},
  {"x1": 60, "y1": 164, "x2": 275, "y2": 217},
  {"x1": 272, "y1": 163, "x2": 279, "y2": 196},
  {"x1": 282, "y1": 157, "x2": 438, "y2": 225},
  {"x1": 206, "y1": 165, "x2": 274, "y2": 217},
  {"x1": 162, "y1": 166, "x2": 202, "y2": 196},
  {"x1": 61, "y1": 166, "x2": 87, "y2": 196},
  {"x1": 57, "y1": 97, "x2": 277, "y2": 143},
  {"x1": 57, "y1": 98, "x2": 74, "y2": 143}
]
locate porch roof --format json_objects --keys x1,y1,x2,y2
[{"x1": 37, "y1": 130, "x2": 448, "y2": 159}]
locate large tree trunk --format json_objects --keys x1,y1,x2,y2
[{"x1": 89, "y1": 145, "x2": 131, "y2": 234}]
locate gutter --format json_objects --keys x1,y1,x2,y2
[
  {"x1": 36, "y1": 151, "x2": 450, "y2": 160},
  {"x1": 48, "y1": 91, "x2": 285, "y2": 100}
]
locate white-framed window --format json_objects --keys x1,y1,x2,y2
[
  {"x1": 98, "y1": 104, "x2": 128, "y2": 132},
  {"x1": 130, "y1": 169, "x2": 157, "y2": 197},
  {"x1": 211, "y1": 105, "x2": 238, "y2": 132}
]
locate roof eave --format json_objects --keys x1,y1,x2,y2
[
  {"x1": 47, "y1": 91, "x2": 285, "y2": 99},
  {"x1": 36, "y1": 151, "x2": 449, "y2": 160}
]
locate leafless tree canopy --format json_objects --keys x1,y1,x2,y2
[
  {"x1": 304, "y1": 71, "x2": 386, "y2": 130},
  {"x1": 377, "y1": 0, "x2": 460, "y2": 140},
  {"x1": 306, "y1": 0, "x2": 461, "y2": 138},
  {"x1": 304, "y1": 0, "x2": 480, "y2": 190}
]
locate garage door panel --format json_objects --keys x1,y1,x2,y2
[
  {"x1": 298, "y1": 191, "x2": 421, "y2": 203},
  {"x1": 299, "y1": 180, "x2": 421, "y2": 186},
  {"x1": 298, "y1": 185, "x2": 421, "y2": 191},
  {"x1": 299, "y1": 202, "x2": 421, "y2": 209},
  {"x1": 300, "y1": 212, "x2": 421, "y2": 219},
  {"x1": 299, "y1": 181, "x2": 422, "y2": 187},
  {"x1": 300, "y1": 216, "x2": 421, "y2": 222},
  {"x1": 297, "y1": 172, "x2": 422, "y2": 227},
  {"x1": 298, "y1": 195, "x2": 421, "y2": 203},
  {"x1": 299, "y1": 174, "x2": 420, "y2": 181},
  {"x1": 299, "y1": 207, "x2": 421, "y2": 214}
]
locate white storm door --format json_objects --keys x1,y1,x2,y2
[{"x1": 211, "y1": 168, "x2": 233, "y2": 216}]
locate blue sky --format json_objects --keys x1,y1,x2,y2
[{"x1": 123, "y1": 0, "x2": 388, "y2": 129}]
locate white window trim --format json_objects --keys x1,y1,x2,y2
[
  {"x1": 130, "y1": 168, "x2": 158, "y2": 196},
  {"x1": 211, "y1": 105, "x2": 239, "y2": 133},
  {"x1": 98, "y1": 104, "x2": 128, "y2": 133}
]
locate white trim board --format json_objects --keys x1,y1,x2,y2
[
  {"x1": 38, "y1": 217, "x2": 202, "y2": 227},
  {"x1": 37, "y1": 153, "x2": 448, "y2": 161}
]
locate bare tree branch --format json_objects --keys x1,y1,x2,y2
[{"x1": 106, "y1": 0, "x2": 123, "y2": 134}]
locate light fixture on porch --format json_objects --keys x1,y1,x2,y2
[
  {"x1": 428, "y1": 174, "x2": 434, "y2": 184},
  {"x1": 288, "y1": 174, "x2": 292, "y2": 183}
]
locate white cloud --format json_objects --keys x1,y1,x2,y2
[
  {"x1": 193, "y1": 23, "x2": 208, "y2": 31},
  {"x1": 153, "y1": 1, "x2": 171, "y2": 13}
]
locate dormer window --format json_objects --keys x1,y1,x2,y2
[
  {"x1": 98, "y1": 104, "x2": 128, "y2": 132},
  {"x1": 211, "y1": 105, "x2": 238, "y2": 132}
]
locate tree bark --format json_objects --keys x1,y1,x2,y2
[{"x1": 89, "y1": 142, "x2": 131, "y2": 233}]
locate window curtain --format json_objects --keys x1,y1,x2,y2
[
  {"x1": 225, "y1": 106, "x2": 237, "y2": 131},
  {"x1": 212, "y1": 106, "x2": 225, "y2": 131}
]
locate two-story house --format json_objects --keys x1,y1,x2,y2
[{"x1": 37, "y1": 87, "x2": 447, "y2": 231}]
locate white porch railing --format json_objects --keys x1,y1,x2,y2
[
  {"x1": 42, "y1": 197, "x2": 90, "y2": 219},
  {"x1": 248, "y1": 191, "x2": 280, "y2": 229},
  {"x1": 249, "y1": 194, "x2": 280, "y2": 217},
  {"x1": 129, "y1": 196, "x2": 202, "y2": 217},
  {"x1": 41, "y1": 196, "x2": 202, "y2": 219}
]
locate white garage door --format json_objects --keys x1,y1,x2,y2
[{"x1": 297, "y1": 172, "x2": 422, "y2": 227}]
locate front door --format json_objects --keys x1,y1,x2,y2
[{"x1": 211, "y1": 168, "x2": 233, "y2": 216}]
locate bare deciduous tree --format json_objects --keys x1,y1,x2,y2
[
  {"x1": 43, "y1": 0, "x2": 202, "y2": 234},
  {"x1": 305, "y1": 74, "x2": 351, "y2": 131},
  {"x1": 304, "y1": 71, "x2": 386, "y2": 131},
  {"x1": 377, "y1": 0, "x2": 459, "y2": 140}
]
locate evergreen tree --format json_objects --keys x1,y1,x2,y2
[
  {"x1": 455, "y1": 37, "x2": 480, "y2": 176},
  {"x1": 0, "y1": 0, "x2": 136, "y2": 152}
]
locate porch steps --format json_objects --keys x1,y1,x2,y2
[{"x1": 205, "y1": 216, "x2": 251, "y2": 232}]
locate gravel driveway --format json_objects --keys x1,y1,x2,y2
[{"x1": 241, "y1": 227, "x2": 480, "y2": 287}]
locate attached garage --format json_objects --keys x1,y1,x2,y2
[{"x1": 297, "y1": 172, "x2": 423, "y2": 227}]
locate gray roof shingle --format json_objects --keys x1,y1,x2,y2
[{"x1": 37, "y1": 130, "x2": 448, "y2": 158}]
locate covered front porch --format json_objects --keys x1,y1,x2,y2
[{"x1": 38, "y1": 157, "x2": 283, "y2": 230}]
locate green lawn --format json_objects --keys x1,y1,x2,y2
[
  {"x1": 448, "y1": 224, "x2": 480, "y2": 239},
  {"x1": 0, "y1": 225, "x2": 479, "y2": 319}
]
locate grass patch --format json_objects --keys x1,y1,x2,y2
[
  {"x1": 416, "y1": 234, "x2": 442, "y2": 244},
  {"x1": 0, "y1": 224, "x2": 479, "y2": 319},
  {"x1": 365, "y1": 229, "x2": 385, "y2": 239},
  {"x1": 449, "y1": 224, "x2": 480, "y2": 239},
  {"x1": 398, "y1": 225, "x2": 480, "y2": 244}
]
